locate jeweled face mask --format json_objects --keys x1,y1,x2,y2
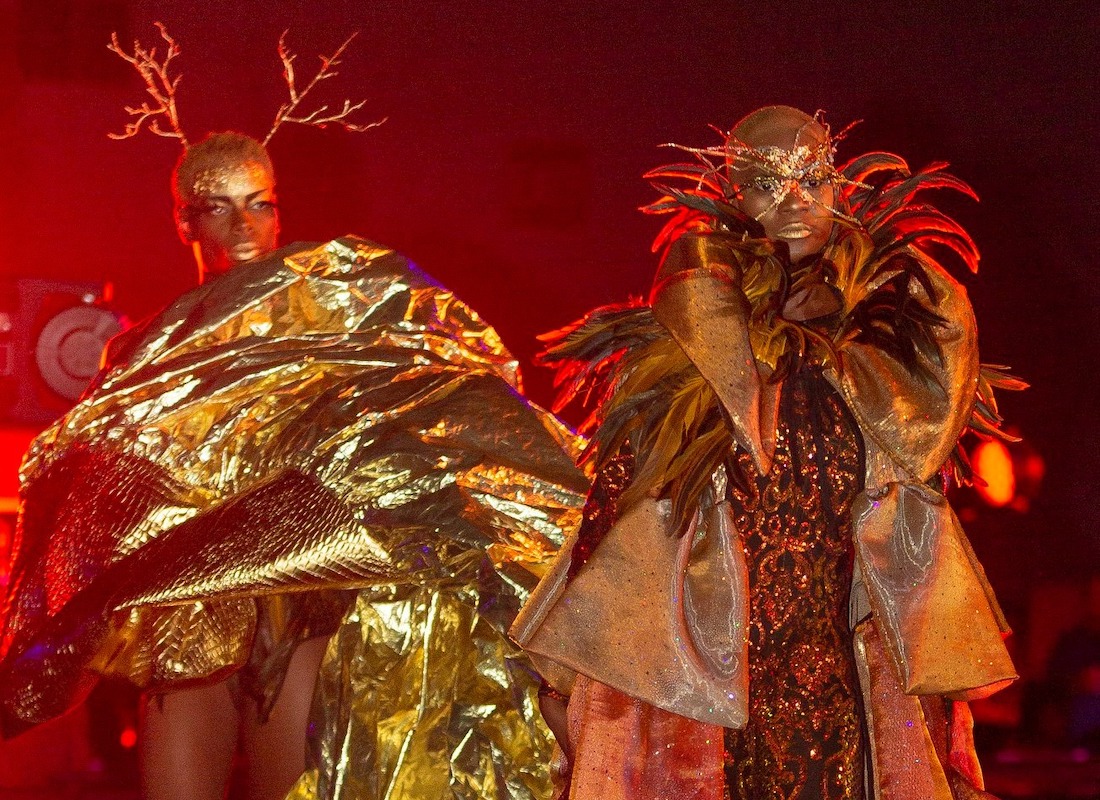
[
  {"x1": 662, "y1": 112, "x2": 866, "y2": 221},
  {"x1": 728, "y1": 138, "x2": 839, "y2": 214}
]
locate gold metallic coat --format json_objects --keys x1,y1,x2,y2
[
  {"x1": 513, "y1": 235, "x2": 1014, "y2": 797},
  {"x1": 1, "y1": 237, "x2": 586, "y2": 800}
]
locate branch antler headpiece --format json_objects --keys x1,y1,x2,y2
[
  {"x1": 107, "y1": 22, "x2": 189, "y2": 147},
  {"x1": 108, "y1": 23, "x2": 385, "y2": 149},
  {"x1": 264, "y1": 31, "x2": 386, "y2": 145}
]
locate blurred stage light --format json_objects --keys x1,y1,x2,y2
[
  {"x1": 119, "y1": 727, "x2": 137, "y2": 749},
  {"x1": 971, "y1": 433, "x2": 1045, "y2": 513},
  {"x1": 974, "y1": 439, "x2": 1015, "y2": 507}
]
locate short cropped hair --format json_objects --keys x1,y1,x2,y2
[{"x1": 172, "y1": 132, "x2": 275, "y2": 210}]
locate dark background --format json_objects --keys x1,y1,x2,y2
[{"x1": 0, "y1": 0, "x2": 1098, "y2": 793}]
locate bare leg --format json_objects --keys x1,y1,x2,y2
[
  {"x1": 240, "y1": 636, "x2": 329, "y2": 800},
  {"x1": 539, "y1": 693, "x2": 571, "y2": 758},
  {"x1": 140, "y1": 680, "x2": 239, "y2": 800}
]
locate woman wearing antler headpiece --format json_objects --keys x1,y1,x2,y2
[
  {"x1": 512, "y1": 106, "x2": 1024, "y2": 799},
  {"x1": 106, "y1": 23, "x2": 381, "y2": 283},
  {"x1": 0, "y1": 24, "x2": 585, "y2": 800}
]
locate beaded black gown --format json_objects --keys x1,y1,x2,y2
[{"x1": 722, "y1": 364, "x2": 865, "y2": 800}]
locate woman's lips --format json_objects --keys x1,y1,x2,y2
[
  {"x1": 776, "y1": 223, "x2": 813, "y2": 239},
  {"x1": 230, "y1": 243, "x2": 262, "y2": 262}
]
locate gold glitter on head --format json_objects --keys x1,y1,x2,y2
[
  {"x1": 173, "y1": 132, "x2": 275, "y2": 212},
  {"x1": 190, "y1": 161, "x2": 271, "y2": 201}
]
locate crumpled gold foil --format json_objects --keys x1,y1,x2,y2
[
  {"x1": 0, "y1": 235, "x2": 587, "y2": 778},
  {"x1": 287, "y1": 585, "x2": 557, "y2": 800}
]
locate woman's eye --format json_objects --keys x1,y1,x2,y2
[
  {"x1": 752, "y1": 178, "x2": 780, "y2": 193},
  {"x1": 803, "y1": 179, "x2": 821, "y2": 189}
]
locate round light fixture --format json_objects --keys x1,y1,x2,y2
[{"x1": 34, "y1": 305, "x2": 123, "y2": 400}]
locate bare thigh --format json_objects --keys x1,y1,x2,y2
[
  {"x1": 240, "y1": 636, "x2": 330, "y2": 800},
  {"x1": 140, "y1": 680, "x2": 239, "y2": 800}
]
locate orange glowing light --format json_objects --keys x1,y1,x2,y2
[
  {"x1": 120, "y1": 727, "x2": 138, "y2": 749},
  {"x1": 974, "y1": 440, "x2": 1015, "y2": 507}
]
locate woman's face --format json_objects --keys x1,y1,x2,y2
[
  {"x1": 730, "y1": 112, "x2": 837, "y2": 263},
  {"x1": 737, "y1": 172, "x2": 835, "y2": 263},
  {"x1": 179, "y1": 161, "x2": 280, "y2": 280}
]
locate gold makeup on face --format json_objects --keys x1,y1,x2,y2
[{"x1": 184, "y1": 160, "x2": 280, "y2": 281}]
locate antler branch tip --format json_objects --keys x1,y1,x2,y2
[
  {"x1": 264, "y1": 29, "x2": 380, "y2": 145},
  {"x1": 107, "y1": 23, "x2": 189, "y2": 147}
]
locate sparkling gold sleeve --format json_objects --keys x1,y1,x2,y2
[{"x1": 841, "y1": 267, "x2": 1015, "y2": 700}]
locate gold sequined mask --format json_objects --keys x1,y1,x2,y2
[{"x1": 662, "y1": 112, "x2": 866, "y2": 221}]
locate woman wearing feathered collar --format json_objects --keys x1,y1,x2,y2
[{"x1": 514, "y1": 105, "x2": 1021, "y2": 799}]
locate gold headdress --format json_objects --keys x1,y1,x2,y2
[
  {"x1": 107, "y1": 23, "x2": 385, "y2": 150},
  {"x1": 655, "y1": 111, "x2": 866, "y2": 221}
]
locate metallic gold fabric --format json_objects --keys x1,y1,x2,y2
[
  {"x1": 286, "y1": 585, "x2": 556, "y2": 800},
  {"x1": 0, "y1": 237, "x2": 587, "y2": 744},
  {"x1": 651, "y1": 236, "x2": 774, "y2": 473},
  {"x1": 513, "y1": 486, "x2": 750, "y2": 729},
  {"x1": 852, "y1": 482, "x2": 1015, "y2": 700},
  {"x1": 836, "y1": 267, "x2": 979, "y2": 485}
]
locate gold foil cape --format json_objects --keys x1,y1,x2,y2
[
  {"x1": 287, "y1": 585, "x2": 557, "y2": 800},
  {"x1": 0, "y1": 236, "x2": 587, "y2": 781},
  {"x1": 514, "y1": 232, "x2": 1013, "y2": 796}
]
